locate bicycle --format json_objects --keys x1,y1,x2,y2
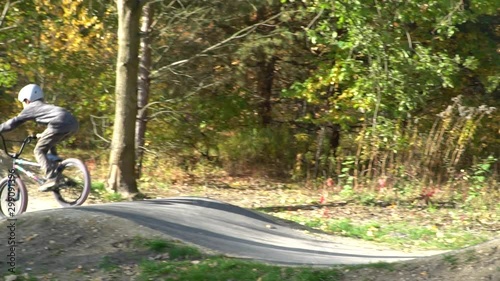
[{"x1": 0, "y1": 134, "x2": 91, "y2": 217}]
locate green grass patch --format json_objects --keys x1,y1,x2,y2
[
  {"x1": 134, "y1": 237, "x2": 344, "y2": 281},
  {"x1": 443, "y1": 254, "x2": 459, "y2": 267},
  {"x1": 103, "y1": 192, "x2": 125, "y2": 202},
  {"x1": 99, "y1": 256, "x2": 119, "y2": 271},
  {"x1": 135, "y1": 237, "x2": 204, "y2": 260},
  {"x1": 464, "y1": 250, "x2": 479, "y2": 263},
  {"x1": 276, "y1": 216, "x2": 488, "y2": 250},
  {"x1": 90, "y1": 181, "x2": 126, "y2": 202},
  {"x1": 138, "y1": 257, "x2": 343, "y2": 281},
  {"x1": 144, "y1": 239, "x2": 171, "y2": 252},
  {"x1": 90, "y1": 181, "x2": 106, "y2": 193},
  {"x1": 346, "y1": 261, "x2": 395, "y2": 271}
]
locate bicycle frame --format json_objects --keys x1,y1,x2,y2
[
  {"x1": 1, "y1": 134, "x2": 43, "y2": 184},
  {"x1": 12, "y1": 159, "x2": 44, "y2": 185}
]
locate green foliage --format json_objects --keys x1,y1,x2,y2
[
  {"x1": 1, "y1": 0, "x2": 116, "y2": 148},
  {"x1": 0, "y1": 62, "x2": 17, "y2": 88},
  {"x1": 338, "y1": 156, "x2": 355, "y2": 190},
  {"x1": 285, "y1": 0, "x2": 477, "y2": 123},
  {"x1": 277, "y1": 0, "x2": 499, "y2": 185},
  {"x1": 463, "y1": 155, "x2": 498, "y2": 202}
]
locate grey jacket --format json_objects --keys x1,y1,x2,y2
[{"x1": 0, "y1": 100, "x2": 78, "y2": 133}]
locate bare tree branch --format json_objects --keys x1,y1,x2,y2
[
  {"x1": 406, "y1": 30, "x2": 413, "y2": 50},
  {"x1": 0, "y1": 25, "x2": 16, "y2": 32},
  {"x1": 432, "y1": 0, "x2": 465, "y2": 34},
  {"x1": 90, "y1": 115, "x2": 111, "y2": 144},
  {"x1": 0, "y1": 0, "x2": 20, "y2": 30},
  {"x1": 147, "y1": 109, "x2": 178, "y2": 120},
  {"x1": 151, "y1": 11, "x2": 287, "y2": 77},
  {"x1": 137, "y1": 100, "x2": 183, "y2": 122},
  {"x1": 306, "y1": 8, "x2": 324, "y2": 30}
]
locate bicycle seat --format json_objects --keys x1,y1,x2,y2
[{"x1": 47, "y1": 154, "x2": 63, "y2": 162}]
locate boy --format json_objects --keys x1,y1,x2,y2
[{"x1": 0, "y1": 84, "x2": 79, "y2": 191}]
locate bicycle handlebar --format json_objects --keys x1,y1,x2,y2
[{"x1": 0, "y1": 134, "x2": 37, "y2": 159}]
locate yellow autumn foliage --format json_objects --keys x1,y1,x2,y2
[{"x1": 34, "y1": 0, "x2": 115, "y2": 59}]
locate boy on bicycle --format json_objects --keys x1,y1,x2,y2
[{"x1": 0, "y1": 84, "x2": 79, "y2": 191}]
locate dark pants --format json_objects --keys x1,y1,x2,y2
[{"x1": 34, "y1": 128, "x2": 77, "y2": 179}]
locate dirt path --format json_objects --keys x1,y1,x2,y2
[{"x1": 25, "y1": 191, "x2": 62, "y2": 213}]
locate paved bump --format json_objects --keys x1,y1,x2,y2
[{"x1": 73, "y1": 196, "x2": 444, "y2": 266}]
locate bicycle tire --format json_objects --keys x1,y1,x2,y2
[
  {"x1": 0, "y1": 177, "x2": 28, "y2": 218},
  {"x1": 52, "y1": 158, "x2": 91, "y2": 207}
]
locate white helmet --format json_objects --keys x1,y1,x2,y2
[{"x1": 18, "y1": 84, "x2": 44, "y2": 102}]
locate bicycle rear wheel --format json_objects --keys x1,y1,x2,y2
[
  {"x1": 0, "y1": 177, "x2": 28, "y2": 217},
  {"x1": 52, "y1": 158, "x2": 91, "y2": 207}
]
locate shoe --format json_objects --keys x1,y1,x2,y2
[
  {"x1": 47, "y1": 153, "x2": 63, "y2": 162},
  {"x1": 39, "y1": 177, "x2": 58, "y2": 192}
]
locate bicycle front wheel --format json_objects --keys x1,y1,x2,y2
[
  {"x1": 0, "y1": 177, "x2": 28, "y2": 218},
  {"x1": 52, "y1": 158, "x2": 91, "y2": 207}
]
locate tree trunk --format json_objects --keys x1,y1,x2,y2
[
  {"x1": 253, "y1": 4, "x2": 278, "y2": 127},
  {"x1": 108, "y1": 0, "x2": 142, "y2": 196},
  {"x1": 256, "y1": 56, "x2": 276, "y2": 126},
  {"x1": 313, "y1": 126, "x2": 326, "y2": 178},
  {"x1": 135, "y1": 2, "x2": 153, "y2": 179}
]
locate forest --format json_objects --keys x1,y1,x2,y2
[{"x1": 0, "y1": 0, "x2": 498, "y2": 203}]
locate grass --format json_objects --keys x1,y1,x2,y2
[
  {"x1": 346, "y1": 262, "x2": 396, "y2": 271},
  {"x1": 143, "y1": 238, "x2": 171, "y2": 252},
  {"x1": 90, "y1": 181, "x2": 106, "y2": 193},
  {"x1": 99, "y1": 256, "x2": 119, "y2": 271},
  {"x1": 90, "y1": 181, "x2": 125, "y2": 202},
  {"x1": 139, "y1": 257, "x2": 343, "y2": 281},
  {"x1": 443, "y1": 254, "x2": 459, "y2": 267},
  {"x1": 133, "y1": 237, "x2": 343, "y2": 281},
  {"x1": 277, "y1": 215, "x2": 490, "y2": 250},
  {"x1": 103, "y1": 192, "x2": 124, "y2": 202},
  {"x1": 138, "y1": 238, "x2": 204, "y2": 260},
  {"x1": 464, "y1": 250, "x2": 479, "y2": 263}
]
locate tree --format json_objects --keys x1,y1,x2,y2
[
  {"x1": 0, "y1": 0, "x2": 19, "y2": 94},
  {"x1": 135, "y1": 1, "x2": 153, "y2": 178},
  {"x1": 281, "y1": 0, "x2": 499, "y2": 181},
  {"x1": 1, "y1": 0, "x2": 117, "y2": 146},
  {"x1": 107, "y1": 0, "x2": 143, "y2": 196}
]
